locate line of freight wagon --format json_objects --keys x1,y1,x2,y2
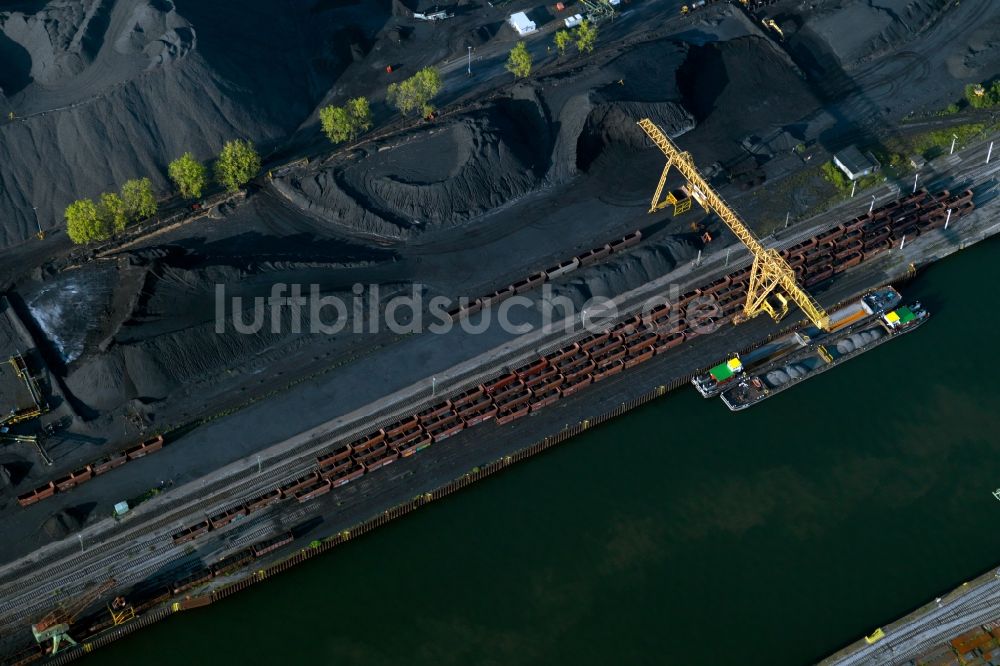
[
  {"x1": 168, "y1": 188, "x2": 973, "y2": 550},
  {"x1": 446, "y1": 231, "x2": 642, "y2": 321},
  {"x1": 169, "y1": 531, "x2": 295, "y2": 597},
  {"x1": 15, "y1": 435, "x2": 166, "y2": 508}
]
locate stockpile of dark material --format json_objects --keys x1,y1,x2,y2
[
  {"x1": 794, "y1": 0, "x2": 952, "y2": 66},
  {"x1": 574, "y1": 39, "x2": 696, "y2": 173},
  {"x1": 278, "y1": 39, "x2": 696, "y2": 239},
  {"x1": 279, "y1": 87, "x2": 556, "y2": 237},
  {"x1": 9, "y1": 31, "x2": 705, "y2": 424},
  {"x1": 0, "y1": 0, "x2": 385, "y2": 249},
  {"x1": 23, "y1": 255, "x2": 404, "y2": 414},
  {"x1": 546, "y1": 239, "x2": 700, "y2": 311},
  {"x1": 676, "y1": 34, "x2": 820, "y2": 163}
]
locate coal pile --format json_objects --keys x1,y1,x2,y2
[
  {"x1": 677, "y1": 35, "x2": 819, "y2": 162},
  {"x1": 0, "y1": 0, "x2": 378, "y2": 248},
  {"x1": 800, "y1": 0, "x2": 952, "y2": 66}
]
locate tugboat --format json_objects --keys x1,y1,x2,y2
[
  {"x1": 692, "y1": 356, "x2": 744, "y2": 398},
  {"x1": 881, "y1": 302, "x2": 929, "y2": 332}
]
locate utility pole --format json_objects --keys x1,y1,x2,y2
[
  {"x1": 945, "y1": 208, "x2": 952, "y2": 230},
  {"x1": 256, "y1": 455, "x2": 262, "y2": 474},
  {"x1": 988, "y1": 141, "x2": 994, "y2": 165},
  {"x1": 467, "y1": 46, "x2": 472, "y2": 77},
  {"x1": 77, "y1": 534, "x2": 84, "y2": 553},
  {"x1": 850, "y1": 180, "x2": 857, "y2": 198},
  {"x1": 950, "y1": 134, "x2": 958, "y2": 155},
  {"x1": 432, "y1": 376, "x2": 437, "y2": 396},
  {"x1": 784, "y1": 211, "x2": 790, "y2": 229},
  {"x1": 900, "y1": 234, "x2": 906, "y2": 251},
  {"x1": 913, "y1": 173, "x2": 919, "y2": 194},
  {"x1": 695, "y1": 249, "x2": 702, "y2": 267},
  {"x1": 869, "y1": 194, "x2": 876, "y2": 214},
  {"x1": 725, "y1": 248, "x2": 731, "y2": 266}
]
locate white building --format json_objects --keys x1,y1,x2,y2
[
  {"x1": 508, "y1": 11, "x2": 536, "y2": 36},
  {"x1": 833, "y1": 146, "x2": 880, "y2": 181}
]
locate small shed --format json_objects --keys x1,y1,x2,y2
[
  {"x1": 508, "y1": 12, "x2": 536, "y2": 36},
  {"x1": 833, "y1": 146, "x2": 879, "y2": 181}
]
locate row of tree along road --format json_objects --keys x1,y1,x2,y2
[{"x1": 65, "y1": 139, "x2": 262, "y2": 245}]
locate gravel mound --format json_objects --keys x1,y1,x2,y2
[
  {"x1": 767, "y1": 363, "x2": 808, "y2": 386},
  {"x1": 767, "y1": 368, "x2": 790, "y2": 385},
  {"x1": 836, "y1": 327, "x2": 885, "y2": 354},
  {"x1": 42, "y1": 509, "x2": 82, "y2": 539}
]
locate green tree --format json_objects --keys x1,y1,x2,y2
[
  {"x1": 387, "y1": 67, "x2": 443, "y2": 117},
  {"x1": 506, "y1": 42, "x2": 532, "y2": 78},
  {"x1": 319, "y1": 96, "x2": 373, "y2": 144},
  {"x1": 576, "y1": 19, "x2": 598, "y2": 54},
  {"x1": 346, "y1": 97, "x2": 372, "y2": 135},
  {"x1": 65, "y1": 199, "x2": 110, "y2": 244},
  {"x1": 215, "y1": 139, "x2": 262, "y2": 192},
  {"x1": 99, "y1": 192, "x2": 127, "y2": 234},
  {"x1": 554, "y1": 29, "x2": 572, "y2": 56},
  {"x1": 168, "y1": 152, "x2": 208, "y2": 199},
  {"x1": 121, "y1": 177, "x2": 157, "y2": 222},
  {"x1": 319, "y1": 105, "x2": 352, "y2": 143}
]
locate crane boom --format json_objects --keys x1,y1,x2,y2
[
  {"x1": 636, "y1": 118, "x2": 830, "y2": 330},
  {"x1": 32, "y1": 579, "x2": 116, "y2": 654}
]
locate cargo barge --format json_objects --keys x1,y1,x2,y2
[
  {"x1": 691, "y1": 288, "x2": 901, "y2": 398},
  {"x1": 720, "y1": 301, "x2": 930, "y2": 411}
]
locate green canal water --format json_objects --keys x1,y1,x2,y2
[{"x1": 99, "y1": 235, "x2": 1000, "y2": 666}]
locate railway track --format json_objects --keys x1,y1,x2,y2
[{"x1": 831, "y1": 577, "x2": 1000, "y2": 665}]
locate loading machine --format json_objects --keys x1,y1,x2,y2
[
  {"x1": 637, "y1": 118, "x2": 831, "y2": 330},
  {"x1": 31, "y1": 579, "x2": 116, "y2": 654}
]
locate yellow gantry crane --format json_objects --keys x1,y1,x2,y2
[{"x1": 636, "y1": 118, "x2": 831, "y2": 330}]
